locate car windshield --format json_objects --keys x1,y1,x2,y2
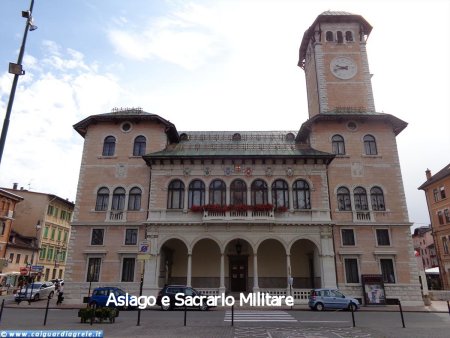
[
  {"x1": 115, "y1": 289, "x2": 126, "y2": 296},
  {"x1": 21, "y1": 283, "x2": 43, "y2": 290}
]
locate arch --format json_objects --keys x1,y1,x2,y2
[
  {"x1": 191, "y1": 235, "x2": 223, "y2": 252},
  {"x1": 293, "y1": 179, "x2": 311, "y2": 209},
  {"x1": 331, "y1": 134, "x2": 345, "y2": 155},
  {"x1": 159, "y1": 238, "x2": 189, "y2": 287},
  {"x1": 128, "y1": 186, "x2": 142, "y2": 211},
  {"x1": 370, "y1": 186, "x2": 386, "y2": 211},
  {"x1": 209, "y1": 179, "x2": 226, "y2": 206},
  {"x1": 363, "y1": 134, "x2": 378, "y2": 155},
  {"x1": 354, "y1": 186, "x2": 368, "y2": 210},
  {"x1": 230, "y1": 179, "x2": 247, "y2": 205},
  {"x1": 95, "y1": 187, "x2": 109, "y2": 211},
  {"x1": 337, "y1": 186, "x2": 351, "y2": 211},
  {"x1": 255, "y1": 235, "x2": 288, "y2": 253},
  {"x1": 345, "y1": 30, "x2": 353, "y2": 42},
  {"x1": 167, "y1": 179, "x2": 185, "y2": 209},
  {"x1": 289, "y1": 238, "x2": 322, "y2": 289},
  {"x1": 191, "y1": 238, "x2": 222, "y2": 288},
  {"x1": 257, "y1": 238, "x2": 287, "y2": 288},
  {"x1": 271, "y1": 179, "x2": 289, "y2": 209},
  {"x1": 188, "y1": 179, "x2": 205, "y2": 208},
  {"x1": 251, "y1": 179, "x2": 268, "y2": 205},
  {"x1": 111, "y1": 187, "x2": 125, "y2": 210}
]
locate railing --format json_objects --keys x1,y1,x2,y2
[
  {"x1": 107, "y1": 210, "x2": 125, "y2": 221},
  {"x1": 354, "y1": 211, "x2": 372, "y2": 222},
  {"x1": 0, "y1": 210, "x2": 14, "y2": 218},
  {"x1": 204, "y1": 209, "x2": 273, "y2": 221}
]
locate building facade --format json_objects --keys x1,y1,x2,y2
[
  {"x1": 65, "y1": 11, "x2": 422, "y2": 305},
  {"x1": 1, "y1": 186, "x2": 74, "y2": 281},
  {"x1": 412, "y1": 226, "x2": 438, "y2": 271},
  {"x1": 419, "y1": 164, "x2": 450, "y2": 289}
]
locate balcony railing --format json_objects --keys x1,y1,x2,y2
[
  {"x1": 0, "y1": 210, "x2": 14, "y2": 219},
  {"x1": 107, "y1": 210, "x2": 125, "y2": 221},
  {"x1": 204, "y1": 209, "x2": 274, "y2": 220}
]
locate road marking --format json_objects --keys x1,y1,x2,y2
[
  {"x1": 225, "y1": 310, "x2": 297, "y2": 322},
  {"x1": 300, "y1": 320, "x2": 350, "y2": 323}
]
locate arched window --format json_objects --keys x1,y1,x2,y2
[
  {"x1": 133, "y1": 136, "x2": 146, "y2": 156},
  {"x1": 293, "y1": 180, "x2": 311, "y2": 209},
  {"x1": 209, "y1": 179, "x2": 226, "y2": 206},
  {"x1": 370, "y1": 187, "x2": 385, "y2": 211},
  {"x1": 326, "y1": 31, "x2": 334, "y2": 41},
  {"x1": 337, "y1": 187, "x2": 351, "y2": 211},
  {"x1": 112, "y1": 187, "x2": 126, "y2": 210},
  {"x1": 332, "y1": 135, "x2": 345, "y2": 155},
  {"x1": 337, "y1": 31, "x2": 344, "y2": 43},
  {"x1": 128, "y1": 187, "x2": 142, "y2": 211},
  {"x1": 251, "y1": 179, "x2": 268, "y2": 205},
  {"x1": 167, "y1": 180, "x2": 184, "y2": 209},
  {"x1": 230, "y1": 179, "x2": 247, "y2": 205},
  {"x1": 188, "y1": 180, "x2": 205, "y2": 208},
  {"x1": 353, "y1": 187, "x2": 368, "y2": 211},
  {"x1": 345, "y1": 31, "x2": 353, "y2": 42},
  {"x1": 364, "y1": 135, "x2": 378, "y2": 155},
  {"x1": 102, "y1": 136, "x2": 116, "y2": 156},
  {"x1": 95, "y1": 187, "x2": 109, "y2": 211},
  {"x1": 272, "y1": 179, "x2": 289, "y2": 209}
]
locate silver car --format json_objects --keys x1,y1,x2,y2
[{"x1": 14, "y1": 282, "x2": 55, "y2": 301}]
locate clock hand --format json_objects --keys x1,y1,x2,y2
[{"x1": 336, "y1": 65, "x2": 348, "y2": 70}]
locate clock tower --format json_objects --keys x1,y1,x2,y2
[{"x1": 298, "y1": 11, "x2": 375, "y2": 117}]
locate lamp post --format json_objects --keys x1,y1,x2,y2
[
  {"x1": 27, "y1": 220, "x2": 41, "y2": 304},
  {"x1": 0, "y1": 0, "x2": 37, "y2": 166}
]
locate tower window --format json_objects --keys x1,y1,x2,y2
[
  {"x1": 326, "y1": 31, "x2": 334, "y2": 42},
  {"x1": 345, "y1": 31, "x2": 353, "y2": 42},
  {"x1": 337, "y1": 187, "x2": 351, "y2": 211},
  {"x1": 332, "y1": 135, "x2": 345, "y2": 155},
  {"x1": 133, "y1": 135, "x2": 146, "y2": 156},
  {"x1": 167, "y1": 180, "x2": 184, "y2": 209},
  {"x1": 102, "y1": 136, "x2": 116, "y2": 156},
  {"x1": 370, "y1": 187, "x2": 386, "y2": 211},
  {"x1": 364, "y1": 135, "x2": 378, "y2": 155},
  {"x1": 337, "y1": 31, "x2": 344, "y2": 43},
  {"x1": 354, "y1": 187, "x2": 368, "y2": 211}
]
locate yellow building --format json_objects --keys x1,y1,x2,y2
[{"x1": 2, "y1": 186, "x2": 74, "y2": 281}]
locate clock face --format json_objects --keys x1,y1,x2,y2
[{"x1": 330, "y1": 57, "x2": 357, "y2": 80}]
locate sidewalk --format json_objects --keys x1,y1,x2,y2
[{"x1": 1, "y1": 295, "x2": 448, "y2": 313}]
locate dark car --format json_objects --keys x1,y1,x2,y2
[
  {"x1": 308, "y1": 288, "x2": 359, "y2": 311},
  {"x1": 156, "y1": 285, "x2": 210, "y2": 311},
  {"x1": 89, "y1": 287, "x2": 135, "y2": 309}
]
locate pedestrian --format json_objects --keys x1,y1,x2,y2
[{"x1": 56, "y1": 282, "x2": 64, "y2": 305}]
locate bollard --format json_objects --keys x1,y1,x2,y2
[
  {"x1": 0, "y1": 299, "x2": 4, "y2": 323},
  {"x1": 351, "y1": 303, "x2": 355, "y2": 327},
  {"x1": 231, "y1": 304, "x2": 234, "y2": 327},
  {"x1": 90, "y1": 303, "x2": 96, "y2": 326},
  {"x1": 398, "y1": 300, "x2": 405, "y2": 328},
  {"x1": 184, "y1": 304, "x2": 187, "y2": 326},
  {"x1": 447, "y1": 301, "x2": 450, "y2": 317},
  {"x1": 43, "y1": 295, "x2": 51, "y2": 326},
  {"x1": 137, "y1": 307, "x2": 141, "y2": 326}
]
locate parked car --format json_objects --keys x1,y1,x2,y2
[
  {"x1": 156, "y1": 285, "x2": 210, "y2": 311},
  {"x1": 14, "y1": 282, "x2": 55, "y2": 302},
  {"x1": 308, "y1": 288, "x2": 360, "y2": 311},
  {"x1": 89, "y1": 286, "x2": 135, "y2": 310}
]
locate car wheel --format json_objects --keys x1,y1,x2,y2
[
  {"x1": 49, "y1": 291, "x2": 54, "y2": 299},
  {"x1": 161, "y1": 304, "x2": 172, "y2": 311},
  {"x1": 33, "y1": 294, "x2": 40, "y2": 301},
  {"x1": 348, "y1": 302, "x2": 357, "y2": 312},
  {"x1": 314, "y1": 302, "x2": 324, "y2": 311}
]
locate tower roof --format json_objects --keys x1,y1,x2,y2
[{"x1": 298, "y1": 11, "x2": 373, "y2": 67}]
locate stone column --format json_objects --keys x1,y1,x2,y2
[
  {"x1": 286, "y1": 254, "x2": 292, "y2": 295},
  {"x1": 187, "y1": 253, "x2": 192, "y2": 287},
  {"x1": 219, "y1": 252, "x2": 226, "y2": 295},
  {"x1": 320, "y1": 226, "x2": 337, "y2": 288},
  {"x1": 253, "y1": 253, "x2": 259, "y2": 292}
]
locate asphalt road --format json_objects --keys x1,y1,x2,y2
[{"x1": 0, "y1": 307, "x2": 449, "y2": 337}]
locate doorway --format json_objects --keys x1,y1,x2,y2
[{"x1": 229, "y1": 255, "x2": 248, "y2": 292}]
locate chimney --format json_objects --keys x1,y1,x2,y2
[
  {"x1": 13, "y1": 183, "x2": 18, "y2": 190},
  {"x1": 425, "y1": 169, "x2": 432, "y2": 180}
]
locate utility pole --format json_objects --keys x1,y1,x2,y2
[{"x1": 0, "y1": 0, "x2": 37, "y2": 166}]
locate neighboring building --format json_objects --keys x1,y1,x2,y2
[
  {"x1": 65, "y1": 11, "x2": 422, "y2": 305},
  {"x1": 419, "y1": 164, "x2": 450, "y2": 289},
  {"x1": 412, "y1": 226, "x2": 438, "y2": 270},
  {"x1": 0, "y1": 189, "x2": 23, "y2": 264},
  {"x1": 1, "y1": 185, "x2": 74, "y2": 281},
  {"x1": 3, "y1": 230, "x2": 37, "y2": 275}
]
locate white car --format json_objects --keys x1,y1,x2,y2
[{"x1": 14, "y1": 282, "x2": 55, "y2": 301}]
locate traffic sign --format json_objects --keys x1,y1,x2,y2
[
  {"x1": 31, "y1": 265, "x2": 44, "y2": 272},
  {"x1": 139, "y1": 240, "x2": 150, "y2": 253}
]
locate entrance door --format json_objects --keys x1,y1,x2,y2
[{"x1": 229, "y1": 256, "x2": 247, "y2": 292}]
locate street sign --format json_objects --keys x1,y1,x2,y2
[
  {"x1": 137, "y1": 254, "x2": 151, "y2": 260},
  {"x1": 31, "y1": 265, "x2": 44, "y2": 272},
  {"x1": 139, "y1": 240, "x2": 150, "y2": 253}
]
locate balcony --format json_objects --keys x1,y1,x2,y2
[
  {"x1": 203, "y1": 209, "x2": 274, "y2": 221},
  {"x1": 353, "y1": 211, "x2": 372, "y2": 222},
  {"x1": 0, "y1": 210, "x2": 14, "y2": 219},
  {"x1": 106, "y1": 210, "x2": 126, "y2": 222}
]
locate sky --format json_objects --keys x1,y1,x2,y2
[{"x1": 0, "y1": 0, "x2": 449, "y2": 231}]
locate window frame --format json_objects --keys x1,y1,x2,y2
[
  {"x1": 188, "y1": 179, "x2": 205, "y2": 208},
  {"x1": 354, "y1": 187, "x2": 368, "y2": 211},
  {"x1": 102, "y1": 136, "x2": 116, "y2": 156},
  {"x1": 124, "y1": 228, "x2": 138, "y2": 246},
  {"x1": 337, "y1": 187, "x2": 351, "y2": 211},
  {"x1": 209, "y1": 179, "x2": 226, "y2": 206},
  {"x1": 376, "y1": 228, "x2": 391, "y2": 246},
  {"x1": 121, "y1": 257, "x2": 136, "y2": 282},
  {"x1": 133, "y1": 135, "x2": 146, "y2": 156},
  {"x1": 230, "y1": 179, "x2": 247, "y2": 206},
  {"x1": 90, "y1": 228, "x2": 105, "y2": 246},
  {"x1": 128, "y1": 187, "x2": 142, "y2": 211},
  {"x1": 111, "y1": 187, "x2": 126, "y2": 211},
  {"x1": 251, "y1": 179, "x2": 268, "y2": 205},
  {"x1": 95, "y1": 187, "x2": 109, "y2": 211},
  {"x1": 370, "y1": 187, "x2": 386, "y2": 211},
  {"x1": 331, "y1": 134, "x2": 345, "y2": 155},
  {"x1": 271, "y1": 179, "x2": 289, "y2": 209},
  {"x1": 167, "y1": 180, "x2": 185, "y2": 209},
  {"x1": 363, "y1": 135, "x2": 378, "y2": 155},
  {"x1": 379, "y1": 258, "x2": 396, "y2": 283},
  {"x1": 293, "y1": 179, "x2": 311, "y2": 209},
  {"x1": 86, "y1": 257, "x2": 102, "y2": 282},
  {"x1": 341, "y1": 228, "x2": 356, "y2": 246},
  {"x1": 344, "y1": 257, "x2": 360, "y2": 284}
]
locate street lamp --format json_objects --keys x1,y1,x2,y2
[
  {"x1": 0, "y1": 0, "x2": 37, "y2": 166},
  {"x1": 27, "y1": 220, "x2": 41, "y2": 304}
]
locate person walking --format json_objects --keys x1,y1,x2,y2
[{"x1": 56, "y1": 282, "x2": 64, "y2": 305}]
